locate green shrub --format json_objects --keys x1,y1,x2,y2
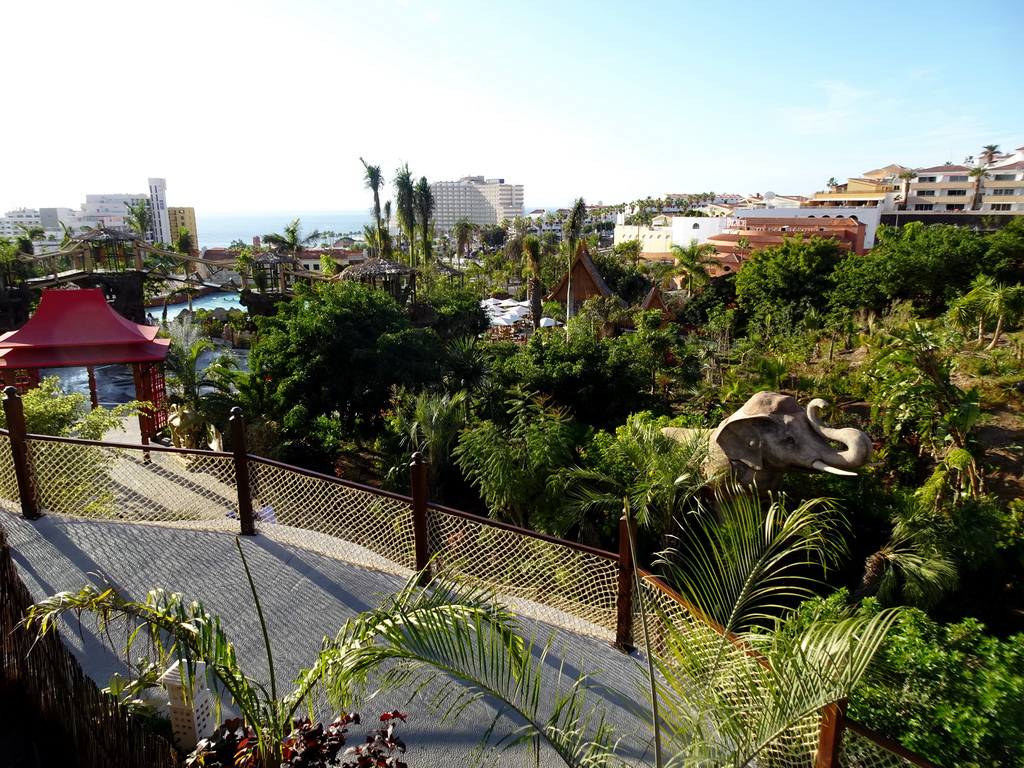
[{"x1": 796, "y1": 593, "x2": 1024, "y2": 768}]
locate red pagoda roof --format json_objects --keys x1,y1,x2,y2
[
  {"x1": 0, "y1": 289, "x2": 159, "y2": 349},
  {"x1": 0, "y1": 288, "x2": 169, "y2": 369}
]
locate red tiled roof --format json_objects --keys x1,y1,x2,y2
[
  {"x1": 917, "y1": 164, "x2": 971, "y2": 173},
  {"x1": 988, "y1": 161, "x2": 1024, "y2": 171}
]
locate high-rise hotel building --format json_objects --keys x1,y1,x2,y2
[{"x1": 431, "y1": 176, "x2": 524, "y2": 231}]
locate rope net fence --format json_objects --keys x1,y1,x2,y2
[
  {"x1": 248, "y1": 458, "x2": 416, "y2": 575},
  {"x1": 24, "y1": 437, "x2": 237, "y2": 524},
  {"x1": 428, "y1": 507, "x2": 619, "y2": 640},
  {"x1": 634, "y1": 575, "x2": 822, "y2": 768},
  {"x1": 841, "y1": 731, "x2": 918, "y2": 768},
  {"x1": 0, "y1": 430, "x2": 930, "y2": 768}
]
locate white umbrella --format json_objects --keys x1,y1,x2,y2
[
  {"x1": 490, "y1": 315, "x2": 515, "y2": 326},
  {"x1": 504, "y1": 306, "x2": 530, "y2": 319},
  {"x1": 483, "y1": 297, "x2": 503, "y2": 305},
  {"x1": 539, "y1": 317, "x2": 563, "y2": 327},
  {"x1": 498, "y1": 299, "x2": 521, "y2": 307}
]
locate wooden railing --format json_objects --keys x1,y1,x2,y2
[{"x1": 0, "y1": 387, "x2": 938, "y2": 768}]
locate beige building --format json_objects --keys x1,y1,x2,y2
[
  {"x1": 805, "y1": 165, "x2": 906, "y2": 210},
  {"x1": 905, "y1": 165, "x2": 975, "y2": 212},
  {"x1": 431, "y1": 175, "x2": 524, "y2": 231},
  {"x1": 167, "y1": 207, "x2": 199, "y2": 250},
  {"x1": 981, "y1": 160, "x2": 1024, "y2": 212}
]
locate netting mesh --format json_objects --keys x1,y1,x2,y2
[
  {"x1": 0, "y1": 433, "x2": 17, "y2": 510},
  {"x1": 25, "y1": 438, "x2": 237, "y2": 524},
  {"x1": 634, "y1": 577, "x2": 821, "y2": 768},
  {"x1": 0, "y1": 433, "x2": 922, "y2": 767},
  {"x1": 428, "y1": 508, "x2": 619, "y2": 640},
  {"x1": 841, "y1": 730, "x2": 917, "y2": 768},
  {"x1": 248, "y1": 459, "x2": 416, "y2": 574}
]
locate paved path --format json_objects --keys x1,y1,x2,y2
[{"x1": 3, "y1": 508, "x2": 656, "y2": 767}]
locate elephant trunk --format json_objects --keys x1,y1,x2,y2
[{"x1": 806, "y1": 398, "x2": 874, "y2": 473}]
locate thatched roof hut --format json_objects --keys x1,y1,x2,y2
[
  {"x1": 433, "y1": 259, "x2": 464, "y2": 278},
  {"x1": 340, "y1": 258, "x2": 418, "y2": 304}
]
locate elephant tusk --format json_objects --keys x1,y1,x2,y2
[{"x1": 812, "y1": 460, "x2": 857, "y2": 476}]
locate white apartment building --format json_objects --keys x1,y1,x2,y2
[
  {"x1": 613, "y1": 215, "x2": 729, "y2": 259},
  {"x1": 148, "y1": 177, "x2": 172, "y2": 243},
  {"x1": 81, "y1": 192, "x2": 150, "y2": 231},
  {"x1": 0, "y1": 208, "x2": 43, "y2": 238},
  {"x1": 431, "y1": 176, "x2": 524, "y2": 231},
  {"x1": 981, "y1": 160, "x2": 1024, "y2": 212},
  {"x1": 905, "y1": 165, "x2": 975, "y2": 212}
]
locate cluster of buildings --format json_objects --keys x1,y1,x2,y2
[
  {"x1": 610, "y1": 144, "x2": 1024, "y2": 274},
  {"x1": 0, "y1": 178, "x2": 198, "y2": 252},
  {"x1": 6, "y1": 142, "x2": 1022, "y2": 274}
]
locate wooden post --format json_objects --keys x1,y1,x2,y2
[
  {"x1": 130, "y1": 362, "x2": 151, "y2": 462},
  {"x1": 86, "y1": 365, "x2": 99, "y2": 410},
  {"x1": 2, "y1": 387, "x2": 38, "y2": 520},
  {"x1": 815, "y1": 699, "x2": 848, "y2": 768},
  {"x1": 409, "y1": 452, "x2": 430, "y2": 586},
  {"x1": 614, "y1": 513, "x2": 637, "y2": 652},
  {"x1": 231, "y1": 407, "x2": 256, "y2": 536}
]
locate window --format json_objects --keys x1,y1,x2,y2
[
  {"x1": 991, "y1": 203, "x2": 1011, "y2": 211},
  {"x1": 918, "y1": 176, "x2": 936, "y2": 183},
  {"x1": 948, "y1": 175, "x2": 968, "y2": 182},
  {"x1": 992, "y1": 188, "x2": 1017, "y2": 196},
  {"x1": 945, "y1": 189, "x2": 967, "y2": 196},
  {"x1": 914, "y1": 203, "x2": 934, "y2": 211},
  {"x1": 917, "y1": 190, "x2": 936, "y2": 196},
  {"x1": 993, "y1": 174, "x2": 1016, "y2": 181},
  {"x1": 945, "y1": 204, "x2": 965, "y2": 211}
]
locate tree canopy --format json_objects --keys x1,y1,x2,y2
[{"x1": 251, "y1": 282, "x2": 442, "y2": 440}]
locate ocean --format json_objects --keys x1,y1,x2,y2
[{"x1": 196, "y1": 210, "x2": 371, "y2": 249}]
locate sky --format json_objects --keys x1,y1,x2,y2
[{"x1": 3, "y1": 0, "x2": 1023, "y2": 215}]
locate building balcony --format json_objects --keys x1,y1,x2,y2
[
  {"x1": 982, "y1": 194, "x2": 1024, "y2": 203},
  {"x1": 910, "y1": 181, "x2": 971, "y2": 190}
]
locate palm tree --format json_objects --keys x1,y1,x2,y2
[
  {"x1": 503, "y1": 216, "x2": 533, "y2": 266},
  {"x1": 967, "y1": 275, "x2": 1024, "y2": 349},
  {"x1": 969, "y1": 165, "x2": 989, "y2": 210},
  {"x1": 262, "y1": 219, "x2": 320, "y2": 261},
  {"x1": 898, "y1": 169, "x2": 917, "y2": 209},
  {"x1": 981, "y1": 144, "x2": 1001, "y2": 165},
  {"x1": 393, "y1": 163, "x2": 416, "y2": 264},
  {"x1": 453, "y1": 217, "x2": 474, "y2": 267},
  {"x1": 28, "y1": 492, "x2": 899, "y2": 768},
  {"x1": 523, "y1": 234, "x2": 544, "y2": 330},
  {"x1": 558, "y1": 413, "x2": 708, "y2": 544},
  {"x1": 125, "y1": 199, "x2": 153, "y2": 241},
  {"x1": 854, "y1": 499, "x2": 958, "y2": 610},
  {"x1": 652, "y1": 492, "x2": 900, "y2": 766},
  {"x1": 392, "y1": 389, "x2": 469, "y2": 500},
  {"x1": 413, "y1": 176, "x2": 434, "y2": 265},
  {"x1": 670, "y1": 239, "x2": 718, "y2": 292},
  {"x1": 360, "y1": 157, "x2": 387, "y2": 257}
]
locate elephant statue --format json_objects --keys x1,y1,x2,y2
[{"x1": 662, "y1": 391, "x2": 873, "y2": 491}]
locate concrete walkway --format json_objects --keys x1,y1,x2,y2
[{"x1": 2, "y1": 508, "x2": 655, "y2": 766}]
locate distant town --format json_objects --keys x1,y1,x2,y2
[{"x1": 3, "y1": 142, "x2": 1022, "y2": 279}]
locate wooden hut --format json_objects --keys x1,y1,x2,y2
[
  {"x1": 339, "y1": 258, "x2": 418, "y2": 305},
  {"x1": 547, "y1": 242, "x2": 613, "y2": 315}
]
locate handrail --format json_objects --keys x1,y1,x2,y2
[
  {"x1": 21, "y1": 431, "x2": 234, "y2": 459},
  {"x1": 427, "y1": 499, "x2": 617, "y2": 561},
  {"x1": 0, "y1": 411, "x2": 935, "y2": 768},
  {"x1": 843, "y1": 718, "x2": 941, "y2": 768},
  {"x1": 637, "y1": 567, "x2": 772, "y2": 670},
  {"x1": 247, "y1": 454, "x2": 421, "y2": 506}
]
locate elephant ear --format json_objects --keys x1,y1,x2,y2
[{"x1": 709, "y1": 414, "x2": 768, "y2": 472}]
